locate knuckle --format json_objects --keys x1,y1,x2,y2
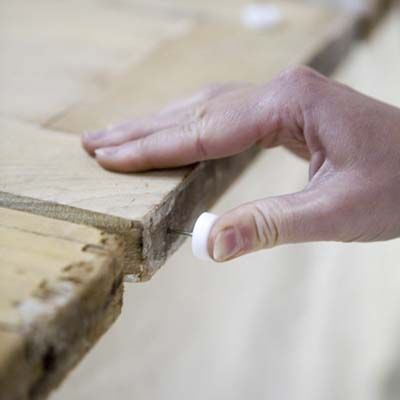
[
  {"x1": 190, "y1": 103, "x2": 207, "y2": 122},
  {"x1": 271, "y1": 66, "x2": 328, "y2": 119},
  {"x1": 275, "y1": 66, "x2": 325, "y2": 97},
  {"x1": 248, "y1": 202, "x2": 281, "y2": 249},
  {"x1": 134, "y1": 139, "x2": 152, "y2": 169},
  {"x1": 182, "y1": 107, "x2": 210, "y2": 160}
]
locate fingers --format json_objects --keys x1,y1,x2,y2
[
  {"x1": 94, "y1": 126, "x2": 208, "y2": 172},
  {"x1": 94, "y1": 103, "x2": 256, "y2": 172},
  {"x1": 82, "y1": 82, "x2": 250, "y2": 156},
  {"x1": 94, "y1": 87, "x2": 266, "y2": 171},
  {"x1": 208, "y1": 187, "x2": 339, "y2": 262},
  {"x1": 84, "y1": 66, "x2": 325, "y2": 172},
  {"x1": 82, "y1": 114, "x2": 178, "y2": 156}
]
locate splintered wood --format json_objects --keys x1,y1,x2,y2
[{"x1": 0, "y1": 208, "x2": 123, "y2": 400}]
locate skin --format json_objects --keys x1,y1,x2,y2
[{"x1": 82, "y1": 66, "x2": 400, "y2": 262}]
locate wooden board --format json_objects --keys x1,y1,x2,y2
[
  {"x1": 50, "y1": 2, "x2": 355, "y2": 132},
  {"x1": 0, "y1": 0, "x2": 192, "y2": 124},
  {"x1": 334, "y1": 0, "x2": 400, "y2": 108},
  {"x1": 0, "y1": 1, "x2": 357, "y2": 280},
  {"x1": 0, "y1": 207, "x2": 123, "y2": 400},
  {"x1": 0, "y1": 1, "x2": 389, "y2": 398}
]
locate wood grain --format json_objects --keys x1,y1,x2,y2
[
  {"x1": 0, "y1": 2, "x2": 390, "y2": 398},
  {"x1": 334, "y1": 0, "x2": 400, "y2": 107},
  {"x1": 0, "y1": 0, "x2": 192, "y2": 124},
  {"x1": 49, "y1": 1, "x2": 355, "y2": 132},
  {"x1": 0, "y1": 1, "x2": 357, "y2": 279},
  {"x1": 0, "y1": 207, "x2": 124, "y2": 400}
]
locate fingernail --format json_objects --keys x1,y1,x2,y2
[
  {"x1": 94, "y1": 147, "x2": 118, "y2": 158},
  {"x1": 213, "y1": 227, "x2": 242, "y2": 261}
]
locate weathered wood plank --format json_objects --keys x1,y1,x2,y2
[
  {"x1": 0, "y1": 2, "x2": 357, "y2": 279},
  {"x1": 49, "y1": 1, "x2": 355, "y2": 132},
  {"x1": 0, "y1": 207, "x2": 124, "y2": 400},
  {"x1": 0, "y1": 0, "x2": 192, "y2": 124},
  {"x1": 334, "y1": 0, "x2": 400, "y2": 107}
]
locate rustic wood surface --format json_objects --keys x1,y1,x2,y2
[
  {"x1": 0, "y1": 1, "x2": 370, "y2": 398},
  {"x1": 0, "y1": 0, "x2": 192, "y2": 124},
  {"x1": 0, "y1": 207, "x2": 124, "y2": 400},
  {"x1": 0, "y1": 0, "x2": 394, "y2": 398},
  {"x1": 51, "y1": 5, "x2": 400, "y2": 400},
  {"x1": 0, "y1": 1, "x2": 357, "y2": 280}
]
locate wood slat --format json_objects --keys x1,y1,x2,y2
[
  {"x1": 0, "y1": 1, "x2": 357, "y2": 279},
  {"x1": 0, "y1": 0, "x2": 192, "y2": 124},
  {"x1": 0, "y1": 1, "x2": 370, "y2": 397},
  {"x1": 49, "y1": 1, "x2": 354, "y2": 132},
  {"x1": 0, "y1": 207, "x2": 124, "y2": 400}
]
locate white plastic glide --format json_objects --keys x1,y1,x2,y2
[{"x1": 191, "y1": 212, "x2": 218, "y2": 261}]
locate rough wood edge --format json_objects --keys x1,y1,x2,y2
[
  {"x1": 0, "y1": 233, "x2": 124, "y2": 400},
  {"x1": 0, "y1": 12, "x2": 359, "y2": 281},
  {"x1": 137, "y1": 12, "x2": 359, "y2": 279},
  {"x1": 0, "y1": 192, "x2": 144, "y2": 278},
  {"x1": 136, "y1": 0, "x2": 395, "y2": 278}
]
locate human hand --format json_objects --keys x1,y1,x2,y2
[{"x1": 82, "y1": 66, "x2": 400, "y2": 261}]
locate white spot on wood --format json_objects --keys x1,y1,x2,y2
[
  {"x1": 123, "y1": 274, "x2": 141, "y2": 283},
  {"x1": 241, "y1": 4, "x2": 283, "y2": 31},
  {"x1": 18, "y1": 281, "x2": 75, "y2": 331}
]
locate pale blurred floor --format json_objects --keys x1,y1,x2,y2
[{"x1": 53, "y1": 4, "x2": 400, "y2": 400}]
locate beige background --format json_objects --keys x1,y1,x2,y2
[{"x1": 53, "y1": 5, "x2": 400, "y2": 400}]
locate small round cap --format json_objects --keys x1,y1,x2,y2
[{"x1": 192, "y1": 212, "x2": 218, "y2": 261}]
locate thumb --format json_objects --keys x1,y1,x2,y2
[{"x1": 208, "y1": 188, "x2": 336, "y2": 262}]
